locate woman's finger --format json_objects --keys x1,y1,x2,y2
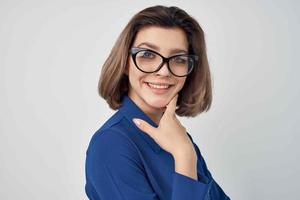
[
  {"x1": 133, "y1": 118, "x2": 157, "y2": 139},
  {"x1": 165, "y1": 94, "x2": 178, "y2": 115}
]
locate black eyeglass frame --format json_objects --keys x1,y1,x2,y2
[{"x1": 129, "y1": 47, "x2": 198, "y2": 77}]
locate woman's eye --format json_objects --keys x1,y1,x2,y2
[
  {"x1": 141, "y1": 51, "x2": 155, "y2": 58},
  {"x1": 174, "y1": 56, "x2": 187, "y2": 64}
]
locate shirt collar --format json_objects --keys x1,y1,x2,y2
[{"x1": 119, "y1": 94, "x2": 161, "y2": 154}]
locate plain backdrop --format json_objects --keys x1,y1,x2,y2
[{"x1": 1, "y1": 0, "x2": 299, "y2": 199}]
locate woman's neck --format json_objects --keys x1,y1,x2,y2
[
  {"x1": 144, "y1": 109, "x2": 163, "y2": 126},
  {"x1": 128, "y1": 93, "x2": 165, "y2": 126}
]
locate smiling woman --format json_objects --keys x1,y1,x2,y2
[{"x1": 85, "y1": 5, "x2": 231, "y2": 200}]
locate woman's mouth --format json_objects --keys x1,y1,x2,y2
[{"x1": 145, "y1": 82, "x2": 174, "y2": 94}]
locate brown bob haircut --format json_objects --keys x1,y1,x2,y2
[{"x1": 98, "y1": 5, "x2": 212, "y2": 117}]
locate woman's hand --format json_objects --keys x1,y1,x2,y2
[{"x1": 132, "y1": 94, "x2": 196, "y2": 158}]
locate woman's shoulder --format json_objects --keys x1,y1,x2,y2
[
  {"x1": 86, "y1": 126, "x2": 141, "y2": 163},
  {"x1": 87, "y1": 109, "x2": 127, "y2": 146},
  {"x1": 85, "y1": 108, "x2": 142, "y2": 160}
]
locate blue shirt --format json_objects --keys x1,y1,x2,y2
[{"x1": 85, "y1": 94, "x2": 230, "y2": 200}]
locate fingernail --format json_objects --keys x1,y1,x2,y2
[{"x1": 133, "y1": 118, "x2": 141, "y2": 126}]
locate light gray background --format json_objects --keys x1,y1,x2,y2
[{"x1": 0, "y1": 0, "x2": 299, "y2": 199}]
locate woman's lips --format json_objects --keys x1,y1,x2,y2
[{"x1": 145, "y1": 82, "x2": 174, "y2": 94}]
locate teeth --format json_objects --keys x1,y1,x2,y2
[{"x1": 148, "y1": 83, "x2": 170, "y2": 89}]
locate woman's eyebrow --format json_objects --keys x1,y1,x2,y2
[{"x1": 136, "y1": 42, "x2": 188, "y2": 54}]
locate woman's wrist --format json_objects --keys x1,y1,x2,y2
[
  {"x1": 173, "y1": 143, "x2": 197, "y2": 160},
  {"x1": 173, "y1": 148, "x2": 198, "y2": 180}
]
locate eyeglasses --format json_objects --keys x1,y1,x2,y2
[{"x1": 129, "y1": 47, "x2": 198, "y2": 77}]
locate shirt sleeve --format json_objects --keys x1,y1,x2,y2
[
  {"x1": 85, "y1": 129, "x2": 159, "y2": 200},
  {"x1": 171, "y1": 170, "x2": 213, "y2": 199}
]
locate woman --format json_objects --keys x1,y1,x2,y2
[{"x1": 85, "y1": 5, "x2": 230, "y2": 200}]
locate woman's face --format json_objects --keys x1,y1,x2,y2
[{"x1": 125, "y1": 26, "x2": 188, "y2": 114}]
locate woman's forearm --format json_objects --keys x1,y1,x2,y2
[{"x1": 173, "y1": 148, "x2": 198, "y2": 180}]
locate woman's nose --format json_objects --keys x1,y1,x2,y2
[{"x1": 155, "y1": 62, "x2": 171, "y2": 76}]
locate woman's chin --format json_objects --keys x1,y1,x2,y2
[{"x1": 148, "y1": 100, "x2": 168, "y2": 110}]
